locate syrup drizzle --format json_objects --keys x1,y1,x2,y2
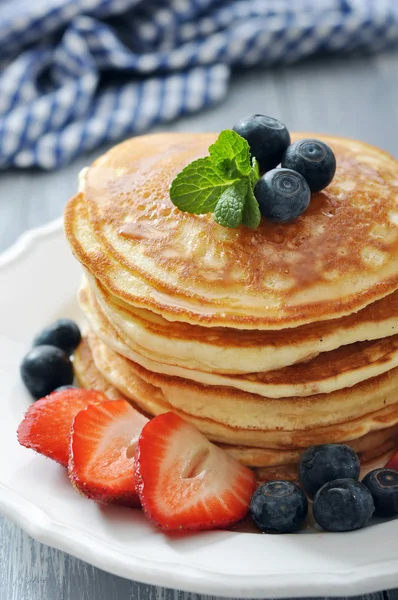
[{"x1": 119, "y1": 221, "x2": 164, "y2": 240}]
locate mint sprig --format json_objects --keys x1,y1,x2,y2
[{"x1": 169, "y1": 130, "x2": 261, "y2": 229}]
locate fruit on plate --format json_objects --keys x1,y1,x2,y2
[
  {"x1": 20, "y1": 345, "x2": 74, "y2": 399},
  {"x1": 33, "y1": 318, "x2": 82, "y2": 356},
  {"x1": 281, "y1": 138, "x2": 336, "y2": 193},
  {"x1": 232, "y1": 114, "x2": 291, "y2": 172},
  {"x1": 249, "y1": 480, "x2": 308, "y2": 533},
  {"x1": 362, "y1": 468, "x2": 398, "y2": 517},
  {"x1": 254, "y1": 168, "x2": 311, "y2": 222},
  {"x1": 385, "y1": 451, "x2": 398, "y2": 471},
  {"x1": 69, "y1": 399, "x2": 148, "y2": 506},
  {"x1": 135, "y1": 412, "x2": 257, "y2": 531},
  {"x1": 313, "y1": 479, "x2": 374, "y2": 532},
  {"x1": 298, "y1": 443, "x2": 360, "y2": 497},
  {"x1": 17, "y1": 388, "x2": 108, "y2": 466}
]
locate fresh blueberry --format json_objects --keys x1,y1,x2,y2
[
  {"x1": 313, "y1": 479, "x2": 374, "y2": 532},
  {"x1": 33, "y1": 319, "x2": 81, "y2": 356},
  {"x1": 281, "y1": 139, "x2": 336, "y2": 193},
  {"x1": 20, "y1": 345, "x2": 74, "y2": 399},
  {"x1": 53, "y1": 385, "x2": 79, "y2": 393},
  {"x1": 362, "y1": 468, "x2": 398, "y2": 517},
  {"x1": 232, "y1": 114, "x2": 291, "y2": 173},
  {"x1": 254, "y1": 168, "x2": 310, "y2": 222},
  {"x1": 249, "y1": 480, "x2": 308, "y2": 533},
  {"x1": 299, "y1": 444, "x2": 360, "y2": 497}
]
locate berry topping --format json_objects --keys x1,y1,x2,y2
[
  {"x1": 254, "y1": 168, "x2": 310, "y2": 222},
  {"x1": 313, "y1": 479, "x2": 374, "y2": 532},
  {"x1": 232, "y1": 114, "x2": 291, "y2": 173},
  {"x1": 249, "y1": 480, "x2": 308, "y2": 533},
  {"x1": 362, "y1": 468, "x2": 398, "y2": 517},
  {"x1": 298, "y1": 444, "x2": 360, "y2": 497},
  {"x1": 17, "y1": 388, "x2": 108, "y2": 466},
  {"x1": 281, "y1": 139, "x2": 336, "y2": 193},
  {"x1": 69, "y1": 399, "x2": 148, "y2": 507},
  {"x1": 20, "y1": 345, "x2": 74, "y2": 399},
  {"x1": 33, "y1": 318, "x2": 82, "y2": 355},
  {"x1": 135, "y1": 412, "x2": 256, "y2": 532}
]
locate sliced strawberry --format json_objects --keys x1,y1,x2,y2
[
  {"x1": 385, "y1": 451, "x2": 398, "y2": 471},
  {"x1": 69, "y1": 399, "x2": 148, "y2": 506},
  {"x1": 135, "y1": 412, "x2": 257, "y2": 531},
  {"x1": 17, "y1": 389, "x2": 108, "y2": 466}
]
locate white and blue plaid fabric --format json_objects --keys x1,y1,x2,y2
[{"x1": 1, "y1": 0, "x2": 397, "y2": 169}]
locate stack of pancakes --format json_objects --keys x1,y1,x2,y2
[{"x1": 65, "y1": 132, "x2": 398, "y2": 481}]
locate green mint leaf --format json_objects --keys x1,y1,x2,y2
[
  {"x1": 214, "y1": 180, "x2": 248, "y2": 228},
  {"x1": 242, "y1": 184, "x2": 261, "y2": 229},
  {"x1": 209, "y1": 130, "x2": 251, "y2": 178},
  {"x1": 170, "y1": 157, "x2": 240, "y2": 214},
  {"x1": 251, "y1": 157, "x2": 260, "y2": 184}
]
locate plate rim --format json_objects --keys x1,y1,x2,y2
[{"x1": 2, "y1": 219, "x2": 398, "y2": 598}]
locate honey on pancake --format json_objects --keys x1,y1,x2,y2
[{"x1": 119, "y1": 221, "x2": 164, "y2": 240}]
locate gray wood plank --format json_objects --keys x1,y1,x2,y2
[{"x1": 1, "y1": 47, "x2": 398, "y2": 599}]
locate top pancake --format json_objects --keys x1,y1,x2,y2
[{"x1": 66, "y1": 132, "x2": 398, "y2": 329}]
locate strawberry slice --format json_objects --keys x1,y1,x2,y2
[
  {"x1": 385, "y1": 451, "x2": 398, "y2": 471},
  {"x1": 135, "y1": 412, "x2": 257, "y2": 531},
  {"x1": 17, "y1": 388, "x2": 108, "y2": 466},
  {"x1": 69, "y1": 399, "x2": 148, "y2": 506}
]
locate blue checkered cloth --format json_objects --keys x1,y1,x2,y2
[{"x1": 1, "y1": 0, "x2": 397, "y2": 169}]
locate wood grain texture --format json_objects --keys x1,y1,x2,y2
[{"x1": 1, "y1": 48, "x2": 398, "y2": 599}]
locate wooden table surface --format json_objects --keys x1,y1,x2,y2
[{"x1": 1, "y1": 48, "x2": 398, "y2": 600}]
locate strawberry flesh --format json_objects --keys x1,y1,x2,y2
[
  {"x1": 385, "y1": 451, "x2": 398, "y2": 471},
  {"x1": 135, "y1": 412, "x2": 257, "y2": 531},
  {"x1": 17, "y1": 388, "x2": 108, "y2": 466},
  {"x1": 69, "y1": 399, "x2": 148, "y2": 506}
]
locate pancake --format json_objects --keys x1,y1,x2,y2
[
  {"x1": 86, "y1": 330, "x2": 398, "y2": 449},
  {"x1": 87, "y1": 271, "x2": 398, "y2": 375},
  {"x1": 64, "y1": 132, "x2": 398, "y2": 330},
  {"x1": 76, "y1": 335, "x2": 398, "y2": 474},
  {"x1": 73, "y1": 335, "x2": 125, "y2": 399},
  {"x1": 80, "y1": 279, "x2": 398, "y2": 397}
]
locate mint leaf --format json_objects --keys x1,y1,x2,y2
[
  {"x1": 251, "y1": 157, "x2": 260, "y2": 184},
  {"x1": 242, "y1": 158, "x2": 261, "y2": 228},
  {"x1": 170, "y1": 157, "x2": 240, "y2": 214},
  {"x1": 169, "y1": 130, "x2": 263, "y2": 229},
  {"x1": 214, "y1": 180, "x2": 248, "y2": 228},
  {"x1": 209, "y1": 130, "x2": 251, "y2": 178},
  {"x1": 242, "y1": 184, "x2": 261, "y2": 229}
]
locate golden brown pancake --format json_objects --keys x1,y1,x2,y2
[
  {"x1": 73, "y1": 336, "x2": 125, "y2": 399},
  {"x1": 65, "y1": 131, "x2": 398, "y2": 482},
  {"x1": 65, "y1": 132, "x2": 398, "y2": 329},
  {"x1": 85, "y1": 330, "x2": 398, "y2": 449},
  {"x1": 86, "y1": 271, "x2": 398, "y2": 374},
  {"x1": 75, "y1": 335, "x2": 398, "y2": 475},
  {"x1": 79, "y1": 279, "x2": 398, "y2": 397}
]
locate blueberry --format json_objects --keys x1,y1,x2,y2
[
  {"x1": 53, "y1": 385, "x2": 79, "y2": 393},
  {"x1": 20, "y1": 345, "x2": 74, "y2": 399},
  {"x1": 281, "y1": 139, "x2": 336, "y2": 193},
  {"x1": 313, "y1": 479, "x2": 374, "y2": 532},
  {"x1": 362, "y1": 468, "x2": 398, "y2": 517},
  {"x1": 33, "y1": 319, "x2": 81, "y2": 356},
  {"x1": 232, "y1": 114, "x2": 290, "y2": 173},
  {"x1": 249, "y1": 480, "x2": 308, "y2": 533},
  {"x1": 298, "y1": 443, "x2": 360, "y2": 497},
  {"x1": 254, "y1": 168, "x2": 310, "y2": 222}
]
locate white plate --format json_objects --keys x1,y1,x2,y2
[{"x1": 1, "y1": 220, "x2": 398, "y2": 599}]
